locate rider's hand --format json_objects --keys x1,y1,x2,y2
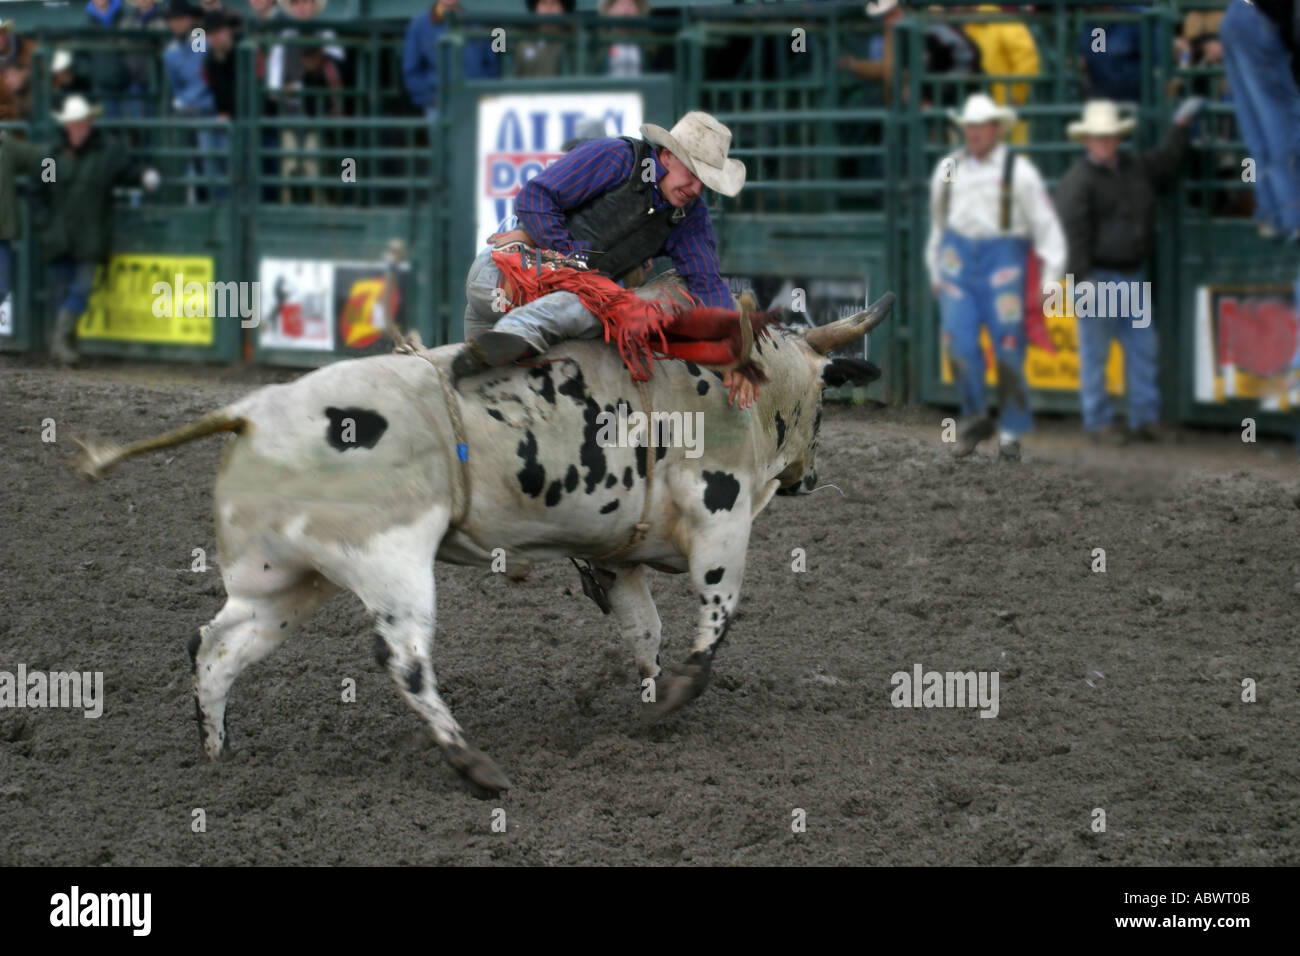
[{"x1": 723, "y1": 369, "x2": 757, "y2": 410}]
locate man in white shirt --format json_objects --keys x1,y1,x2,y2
[{"x1": 926, "y1": 93, "x2": 1067, "y2": 460}]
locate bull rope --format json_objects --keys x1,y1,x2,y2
[{"x1": 394, "y1": 343, "x2": 472, "y2": 529}]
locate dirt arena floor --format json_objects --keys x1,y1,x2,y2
[{"x1": 1, "y1": 355, "x2": 1297, "y2": 866}]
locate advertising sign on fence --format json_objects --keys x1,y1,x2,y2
[
  {"x1": 258, "y1": 257, "x2": 411, "y2": 354},
  {"x1": 1194, "y1": 285, "x2": 1299, "y2": 412},
  {"x1": 474, "y1": 91, "x2": 645, "y2": 248},
  {"x1": 78, "y1": 254, "x2": 215, "y2": 346}
]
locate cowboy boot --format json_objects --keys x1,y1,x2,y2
[
  {"x1": 449, "y1": 331, "x2": 536, "y2": 386},
  {"x1": 952, "y1": 413, "x2": 996, "y2": 458},
  {"x1": 50, "y1": 308, "x2": 80, "y2": 366}
]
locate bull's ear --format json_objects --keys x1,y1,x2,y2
[{"x1": 821, "y1": 357, "x2": 881, "y2": 388}]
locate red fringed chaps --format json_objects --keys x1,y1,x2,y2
[{"x1": 491, "y1": 250, "x2": 772, "y2": 382}]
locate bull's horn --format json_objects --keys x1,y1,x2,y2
[{"x1": 804, "y1": 292, "x2": 895, "y2": 354}]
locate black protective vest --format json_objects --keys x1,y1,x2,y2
[{"x1": 563, "y1": 137, "x2": 686, "y2": 281}]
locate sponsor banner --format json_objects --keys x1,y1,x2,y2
[
  {"x1": 1194, "y1": 284, "x2": 1299, "y2": 412},
  {"x1": 79, "y1": 254, "x2": 215, "y2": 345},
  {"x1": 334, "y1": 263, "x2": 411, "y2": 355},
  {"x1": 259, "y1": 257, "x2": 411, "y2": 353},
  {"x1": 475, "y1": 91, "x2": 645, "y2": 249},
  {"x1": 259, "y1": 257, "x2": 334, "y2": 351}
]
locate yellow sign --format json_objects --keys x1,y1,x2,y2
[
  {"x1": 79, "y1": 254, "x2": 216, "y2": 345},
  {"x1": 941, "y1": 311, "x2": 1125, "y2": 393}
]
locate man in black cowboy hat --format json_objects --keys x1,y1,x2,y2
[{"x1": 515, "y1": 0, "x2": 574, "y2": 78}]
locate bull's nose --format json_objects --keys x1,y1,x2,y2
[{"x1": 803, "y1": 471, "x2": 817, "y2": 491}]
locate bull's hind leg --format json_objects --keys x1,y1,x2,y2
[
  {"x1": 192, "y1": 572, "x2": 337, "y2": 759},
  {"x1": 317, "y1": 506, "x2": 511, "y2": 793}
]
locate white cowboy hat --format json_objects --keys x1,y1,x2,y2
[
  {"x1": 865, "y1": 0, "x2": 900, "y2": 16},
  {"x1": 640, "y1": 111, "x2": 746, "y2": 197},
  {"x1": 51, "y1": 49, "x2": 74, "y2": 73},
  {"x1": 948, "y1": 92, "x2": 1017, "y2": 132},
  {"x1": 53, "y1": 95, "x2": 102, "y2": 124},
  {"x1": 1067, "y1": 99, "x2": 1136, "y2": 140},
  {"x1": 276, "y1": 0, "x2": 327, "y2": 12}
]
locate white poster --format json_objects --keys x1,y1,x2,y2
[
  {"x1": 474, "y1": 91, "x2": 646, "y2": 250},
  {"x1": 258, "y1": 257, "x2": 335, "y2": 351},
  {"x1": 0, "y1": 292, "x2": 12, "y2": 337}
]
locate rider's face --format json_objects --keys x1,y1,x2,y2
[{"x1": 657, "y1": 149, "x2": 704, "y2": 208}]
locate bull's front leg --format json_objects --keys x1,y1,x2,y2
[
  {"x1": 602, "y1": 563, "x2": 664, "y2": 683},
  {"x1": 650, "y1": 473, "x2": 754, "y2": 716}
]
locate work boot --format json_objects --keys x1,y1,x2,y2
[
  {"x1": 1088, "y1": 423, "x2": 1126, "y2": 447},
  {"x1": 953, "y1": 414, "x2": 996, "y2": 458},
  {"x1": 449, "y1": 331, "x2": 536, "y2": 386},
  {"x1": 50, "y1": 308, "x2": 79, "y2": 366},
  {"x1": 1127, "y1": 423, "x2": 1160, "y2": 444},
  {"x1": 998, "y1": 439, "x2": 1021, "y2": 462}
]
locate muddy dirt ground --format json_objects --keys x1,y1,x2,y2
[{"x1": 1, "y1": 355, "x2": 1297, "y2": 865}]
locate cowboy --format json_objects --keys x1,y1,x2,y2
[
  {"x1": 1054, "y1": 98, "x2": 1201, "y2": 442},
  {"x1": 451, "y1": 110, "x2": 759, "y2": 407},
  {"x1": 40, "y1": 95, "x2": 160, "y2": 364},
  {"x1": 926, "y1": 92, "x2": 1066, "y2": 460}
]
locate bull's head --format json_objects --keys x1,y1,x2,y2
[{"x1": 764, "y1": 293, "x2": 895, "y2": 495}]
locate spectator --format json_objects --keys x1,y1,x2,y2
[
  {"x1": 514, "y1": 0, "x2": 572, "y2": 79},
  {"x1": 0, "y1": 130, "x2": 47, "y2": 333},
  {"x1": 121, "y1": 0, "x2": 168, "y2": 119},
  {"x1": 1054, "y1": 98, "x2": 1202, "y2": 443},
  {"x1": 86, "y1": 0, "x2": 132, "y2": 118},
  {"x1": 401, "y1": 1, "x2": 500, "y2": 120},
  {"x1": 245, "y1": 0, "x2": 284, "y2": 28},
  {"x1": 1220, "y1": 0, "x2": 1300, "y2": 241},
  {"x1": 202, "y1": 10, "x2": 240, "y2": 198},
  {"x1": 0, "y1": 19, "x2": 35, "y2": 122},
  {"x1": 51, "y1": 50, "x2": 94, "y2": 111},
  {"x1": 839, "y1": 2, "x2": 980, "y2": 107},
  {"x1": 925, "y1": 93, "x2": 1066, "y2": 461},
  {"x1": 962, "y1": 4, "x2": 1039, "y2": 143},
  {"x1": 163, "y1": 0, "x2": 214, "y2": 201},
  {"x1": 274, "y1": 0, "x2": 346, "y2": 203},
  {"x1": 1078, "y1": 8, "x2": 1144, "y2": 104},
  {"x1": 838, "y1": 1, "x2": 903, "y2": 101},
  {"x1": 38, "y1": 95, "x2": 160, "y2": 364},
  {"x1": 599, "y1": 0, "x2": 672, "y2": 76}
]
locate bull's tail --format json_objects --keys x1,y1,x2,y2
[{"x1": 74, "y1": 409, "x2": 247, "y2": 480}]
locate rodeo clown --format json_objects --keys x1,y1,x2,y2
[
  {"x1": 450, "y1": 110, "x2": 766, "y2": 408},
  {"x1": 926, "y1": 92, "x2": 1067, "y2": 460}
]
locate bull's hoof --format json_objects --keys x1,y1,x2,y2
[
  {"x1": 444, "y1": 743, "x2": 512, "y2": 794},
  {"x1": 645, "y1": 654, "x2": 713, "y2": 719}
]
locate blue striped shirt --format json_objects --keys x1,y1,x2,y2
[{"x1": 513, "y1": 137, "x2": 732, "y2": 309}]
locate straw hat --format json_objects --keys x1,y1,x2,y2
[
  {"x1": 1067, "y1": 100, "x2": 1136, "y2": 140},
  {"x1": 866, "y1": 1, "x2": 900, "y2": 16},
  {"x1": 54, "y1": 95, "x2": 102, "y2": 124},
  {"x1": 640, "y1": 111, "x2": 746, "y2": 197},
  {"x1": 947, "y1": 92, "x2": 1017, "y2": 133}
]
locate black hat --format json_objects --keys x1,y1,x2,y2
[
  {"x1": 526, "y1": 0, "x2": 576, "y2": 12},
  {"x1": 202, "y1": 9, "x2": 241, "y2": 31},
  {"x1": 165, "y1": 0, "x2": 201, "y2": 17}
]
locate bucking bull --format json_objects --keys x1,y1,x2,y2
[{"x1": 74, "y1": 292, "x2": 893, "y2": 793}]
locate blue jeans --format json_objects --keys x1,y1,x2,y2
[
  {"x1": 1221, "y1": 0, "x2": 1300, "y2": 233},
  {"x1": 200, "y1": 127, "x2": 230, "y2": 201},
  {"x1": 462, "y1": 245, "x2": 603, "y2": 351},
  {"x1": 937, "y1": 231, "x2": 1033, "y2": 437},
  {"x1": 1075, "y1": 269, "x2": 1160, "y2": 430},
  {"x1": 49, "y1": 258, "x2": 96, "y2": 317}
]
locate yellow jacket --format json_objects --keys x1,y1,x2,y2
[{"x1": 963, "y1": 8, "x2": 1040, "y2": 142}]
